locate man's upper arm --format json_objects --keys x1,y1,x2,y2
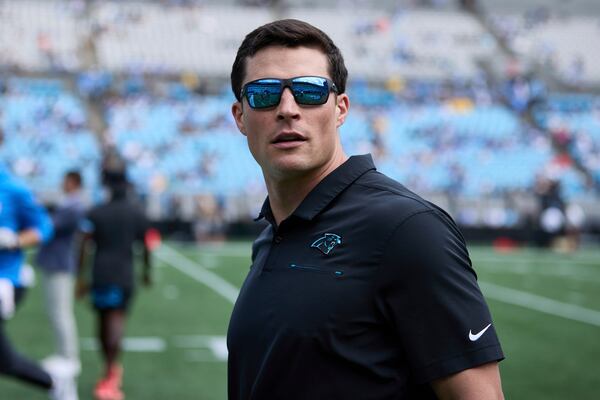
[
  {"x1": 375, "y1": 209, "x2": 504, "y2": 383},
  {"x1": 431, "y1": 361, "x2": 504, "y2": 400}
]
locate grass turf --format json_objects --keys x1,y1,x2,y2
[{"x1": 0, "y1": 242, "x2": 598, "y2": 399}]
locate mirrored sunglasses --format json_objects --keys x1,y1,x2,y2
[{"x1": 241, "y1": 76, "x2": 338, "y2": 109}]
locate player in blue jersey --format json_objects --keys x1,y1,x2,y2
[
  {"x1": 0, "y1": 130, "x2": 78, "y2": 400},
  {"x1": 0, "y1": 163, "x2": 55, "y2": 388}
]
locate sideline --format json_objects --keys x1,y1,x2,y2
[
  {"x1": 158, "y1": 243, "x2": 600, "y2": 328},
  {"x1": 155, "y1": 244, "x2": 240, "y2": 304}
]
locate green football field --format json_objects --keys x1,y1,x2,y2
[{"x1": 1, "y1": 242, "x2": 599, "y2": 399}]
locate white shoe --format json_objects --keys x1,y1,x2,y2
[
  {"x1": 42, "y1": 355, "x2": 81, "y2": 376},
  {"x1": 48, "y1": 374, "x2": 78, "y2": 400},
  {"x1": 41, "y1": 356, "x2": 80, "y2": 400}
]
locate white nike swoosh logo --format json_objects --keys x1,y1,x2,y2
[{"x1": 469, "y1": 323, "x2": 492, "y2": 341}]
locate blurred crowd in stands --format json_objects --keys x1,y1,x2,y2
[
  {"x1": 486, "y1": 3, "x2": 600, "y2": 86},
  {"x1": 0, "y1": 0, "x2": 599, "y2": 245},
  {"x1": 2, "y1": 74, "x2": 598, "y2": 239}
]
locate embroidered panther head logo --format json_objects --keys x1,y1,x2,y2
[{"x1": 311, "y1": 233, "x2": 342, "y2": 255}]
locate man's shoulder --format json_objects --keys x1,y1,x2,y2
[
  {"x1": 350, "y1": 169, "x2": 437, "y2": 217},
  {"x1": 90, "y1": 199, "x2": 130, "y2": 213},
  {"x1": 0, "y1": 174, "x2": 34, "y2": 199},
  {"x1": 59, "y1": 200, "x2": 86, "y2": 216},
  {"x1": 87, "y1": 202, "x2": 110, "y2": 220},
  {"x1": 87, "y1": 202, "x2": 103, "y2": 213},
  {"x1": 64, "y1": 194, "x2": 88, "y2": 210},
  {"x1": 350, "y1": 171, "x2": 462, "y2": 245}
]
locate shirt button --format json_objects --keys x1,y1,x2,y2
[{"x1": 274, "y1": 236, "x2": 283, "y2": 244}]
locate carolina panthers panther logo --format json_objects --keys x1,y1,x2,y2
[{"x1": 311, "y1": 233, "x2": 342, "y2": 255}]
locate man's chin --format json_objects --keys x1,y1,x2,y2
[{"x1": 265, "y1": 158, "x2": 316, "y2": 179}]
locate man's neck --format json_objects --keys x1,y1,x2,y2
[
  {"x1": 265, "y1": 153, "x2": 348, "y2": 226},
  {"x1": 64, "y1": 189, "x2": 81, "y2": 202}
]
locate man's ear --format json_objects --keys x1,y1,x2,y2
[
  {"x1": 232, "y1": 101, "x2": 247, "y2": 136},
  {"x1": 335, "y1": 93, "x2": 350, "y2": 129}
]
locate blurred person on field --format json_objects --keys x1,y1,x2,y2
[
  {"x1": 534, "y1": 175, "x2": 566, "y2": 248},
  {"x1": 564, "y1": 202, "x2": 585, "y2": 251},
  {"x1": 36, "y1": 170, "x2": 87, "y2": 400},
  {"x1": 0, "y1": 129, "x2": 76, "y2": 400},
  {"x1": 227, "y1": 19, "x2": 504, "y2": 400},
  {"x1": 76, "y1": 153, "x2": 152, "y2": 400}
]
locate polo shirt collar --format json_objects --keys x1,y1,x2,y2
[{"x1": 255, "y1": 154, "x2": 376, "y2": 223}]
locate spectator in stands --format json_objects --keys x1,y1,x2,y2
[
  {"x1": 0, "y1": 129, "x2": 76, "y2": 400},
  {"x1": 565, "y1": 55, "x2": 585, "y2": 87},
  {"x1": 193, "y1": 193, "x2": 226, "y2": 242},
  {"x1": 227, "y1": 19, "x2": 504, "y2": 400},
  {"x1": 76, "y1": 153, "x2": 152, "y2": 400},
  {"x1": 36, "y1": 170, "x2": 87, "y2": 400},
  {"x1": 534, "y1": 174, "x2": 566, "y2": 247}
]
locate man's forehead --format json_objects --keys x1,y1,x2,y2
[{"x1": 243, "y1": 45, "x2": 330, "y2": 83}]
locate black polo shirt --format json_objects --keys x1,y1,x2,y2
[
  {"x1": 227, "y1": 155, "x2": 503, "y2": 400},
  {"x1": 87, "y1": 198, "x2": 148, "y2": 289}
]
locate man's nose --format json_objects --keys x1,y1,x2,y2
[{"x1": 277, "y1": 88, "x2": 300, "y2": 119}]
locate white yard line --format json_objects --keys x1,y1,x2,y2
[
  {"x1": 80, "y1": 337, "x2": 167, "y2": 352},
  {"x1": 169, "y1": 242, "x2": 251, "y2": 258},
  {"x1": 80, "y1": 335, "x2": 228, "y2": 360},
  {"x1": 173, "y1": 335, "x2": 228, "y2": 360},
  {"x1": 480, "y1": 281, "x2": 600, "y2": 328},
  {"x1": 155, "y1": 244, "x2": 240, "y2": 304}
]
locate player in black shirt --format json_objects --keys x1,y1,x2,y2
[
  {"x1": 227, "y1": 19, "x2": 505, "y2": 399},
  {"x1": 77, "y1": 154, "x2": 151, "y2": 400}
]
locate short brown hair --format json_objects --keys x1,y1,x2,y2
[
  {"x1": 231, "y1": 19, "x2": 348, "y2": 102},
  {"x1": 65, "y1": 170, "x2": 82, "y2": 188}
]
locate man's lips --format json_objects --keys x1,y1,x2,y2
[
  {"x1": 271, "y1": 132, "x2": 307, "y2": 145},
  {"x1": 271, "y1": 132, "x2": 307, "y2": 144}
]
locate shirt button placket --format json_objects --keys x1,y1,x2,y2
[{"x1": 262, "y1": 234, "x2": 283, "y2": 272}]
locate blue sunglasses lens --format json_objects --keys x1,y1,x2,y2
[
  {"x1": 245, "y1": 79, "x2": 283, "y2": 109},
  {"x1": 243, "y1": 77, "x2": 333, "y2": 109},
  {"x1": 292, "y1": 77, "x2": 330, "y2": 105}
]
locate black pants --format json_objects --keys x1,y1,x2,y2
[{"x1": 0, "y1": 287, "x2": 53, "y2": 389}]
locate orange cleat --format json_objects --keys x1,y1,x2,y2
[
  {"x1": 94, "y1": 377, "x2": 124, "y2": 400},
  {"x1": 106, "y1": 364, "x2": 123, "y2": 388}
]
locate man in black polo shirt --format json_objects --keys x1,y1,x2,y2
[
  {"x1": 228, "y1": 19, "x2": 504, "y2": 399},
  {"x1": 77, "y1": 154, "x2": 152, "y2": 400}
]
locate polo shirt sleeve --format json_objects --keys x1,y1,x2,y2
[{"x1": 375, "y1": 209, "x2": 504, "y2": 384}]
